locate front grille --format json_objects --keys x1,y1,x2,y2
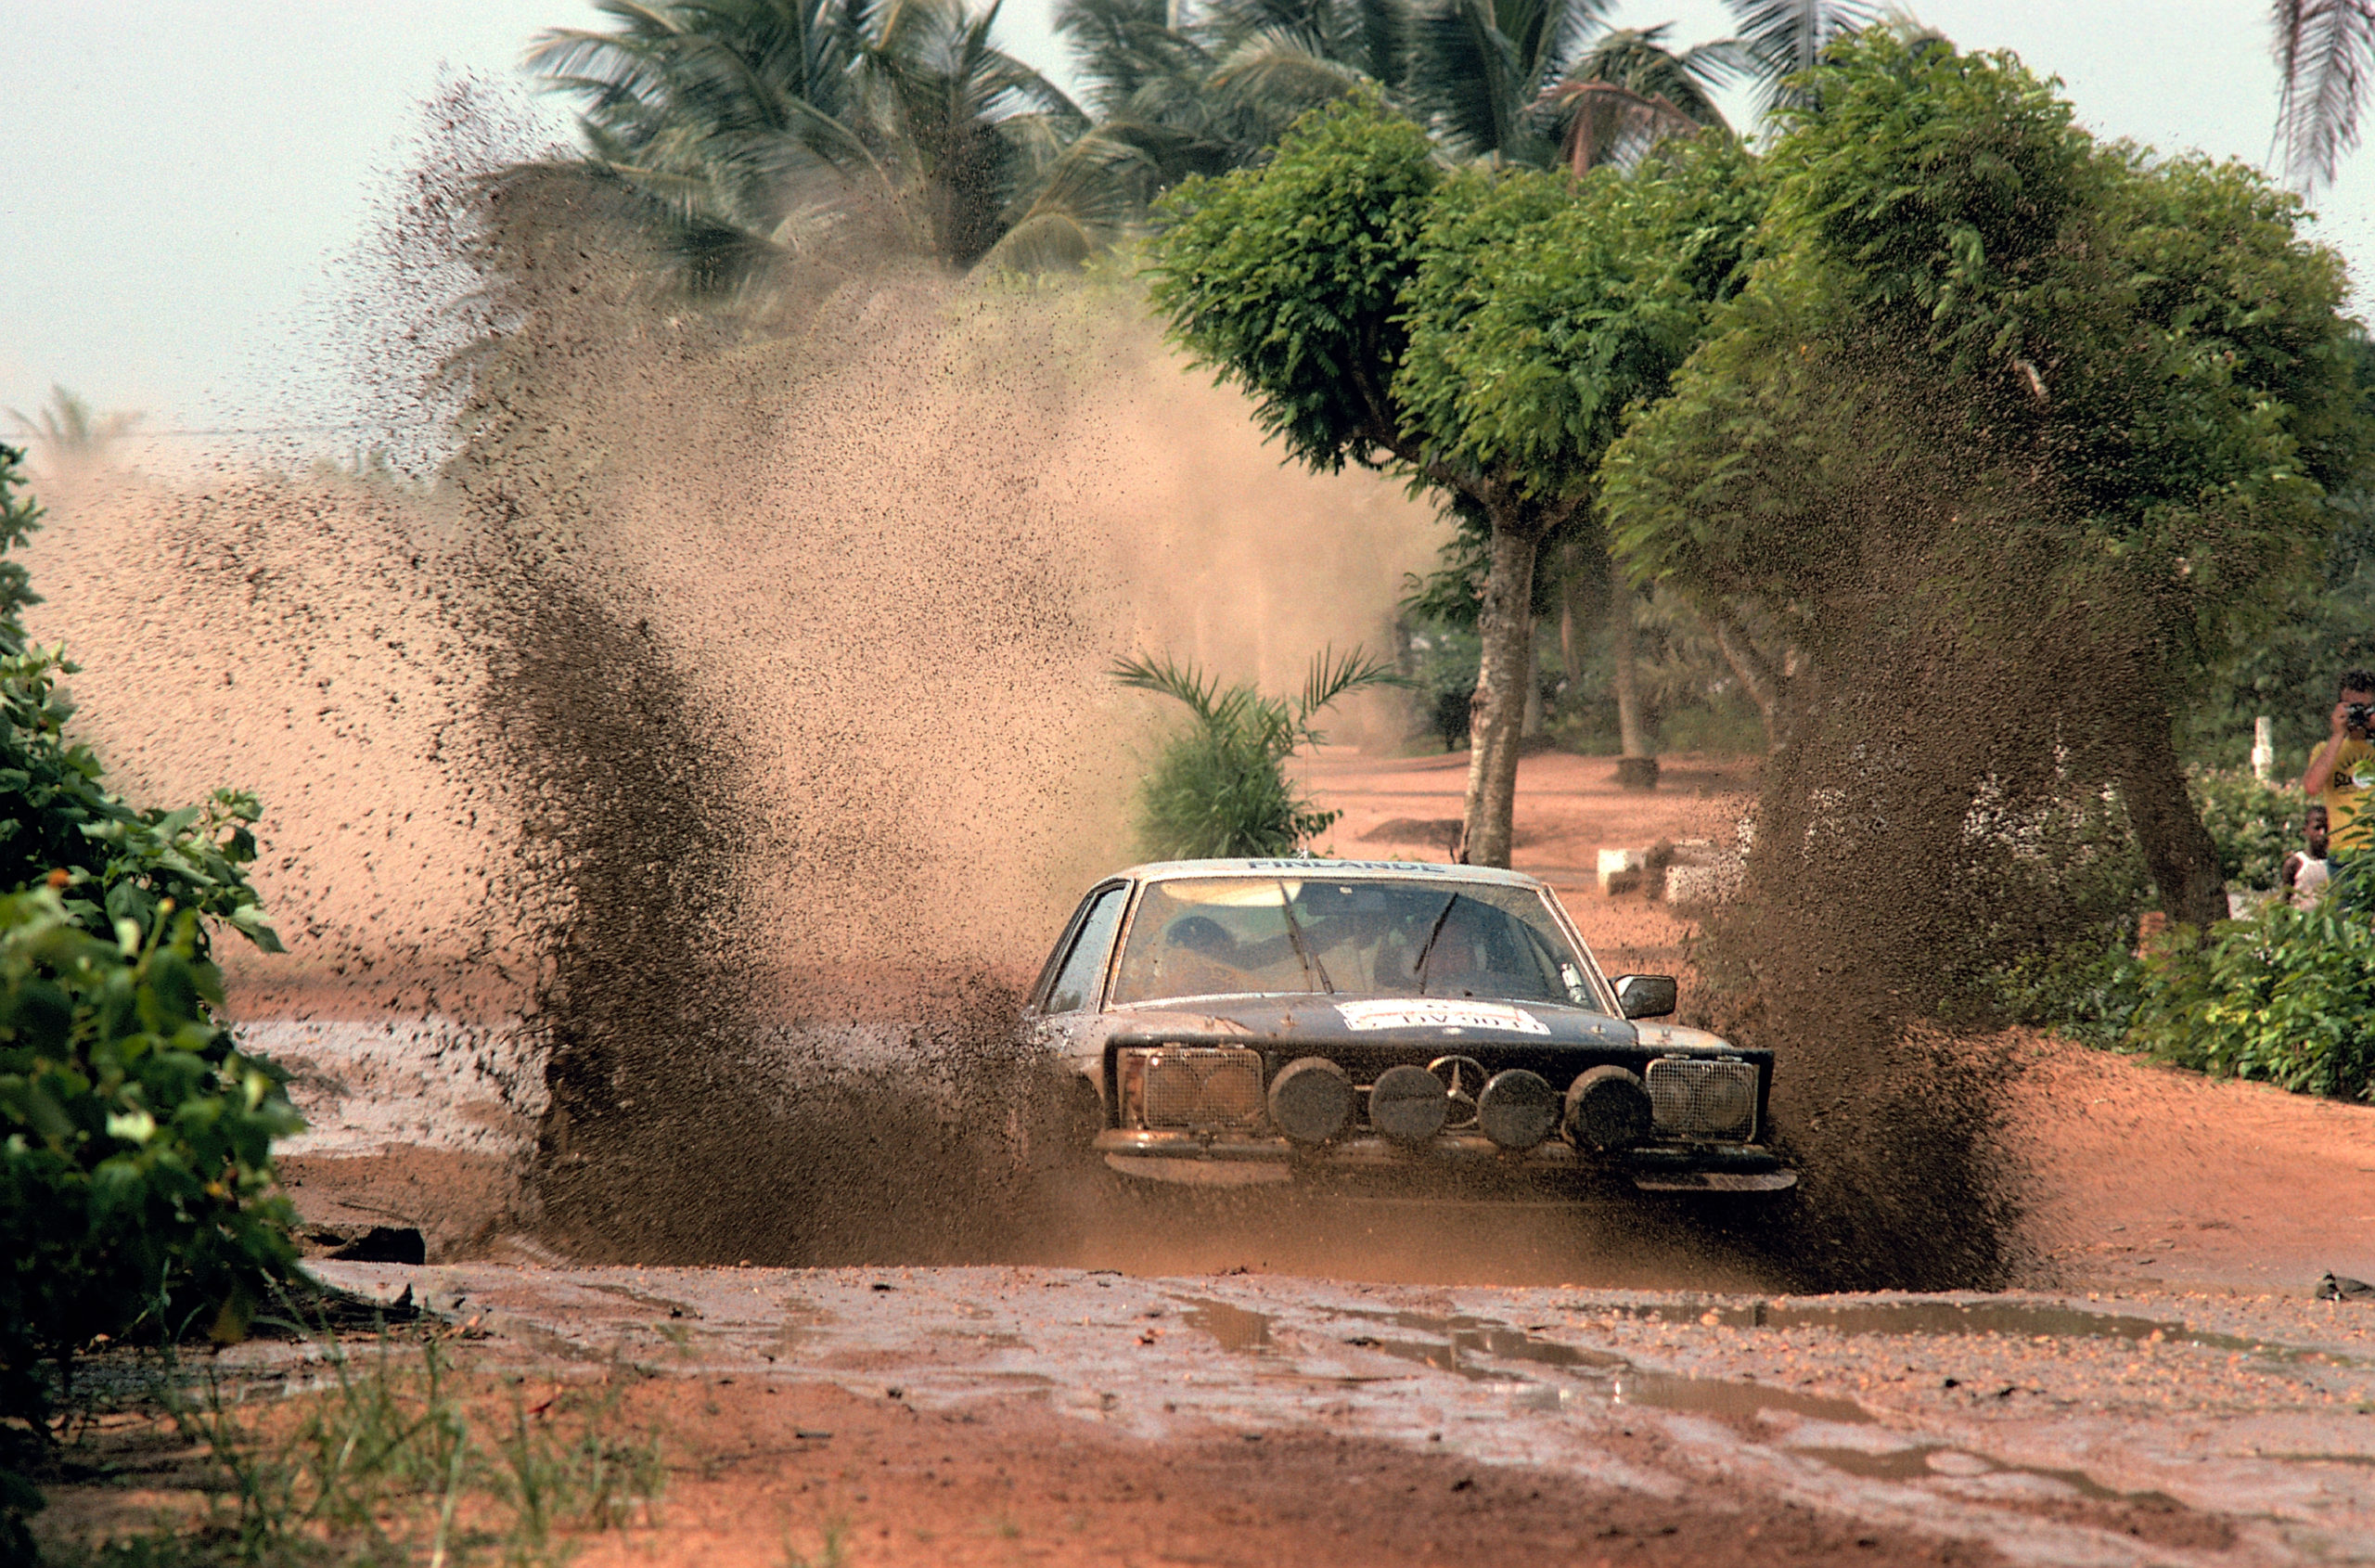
[
  {"x1": 1645, "y1": 1058, "x2": 1757, "y2": 1141},
  {"x1": 1139, "y1": 1047, "x2": 1265, "y2": 1130}
]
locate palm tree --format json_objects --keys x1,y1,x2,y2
[
  {"x1": 1722, "y1": 0, "x2": 1877, "y2": 115},
  {"x1": 526, "y1": 0, "x2": 1123, "y2": 277},
  {"x1": 2273, "y1": 0, "x2": 2375, "y2": 191},
  {"x1": 6, "y1": 386, "x2": 143, "y2": 478},
  {"x1": 1055, "y1": 0, "x2": 1410, "y2": 186},
  {"x1": 1549, "y1": 24, "x2": 1741, "y2": 172}
]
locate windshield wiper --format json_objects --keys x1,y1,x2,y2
[
  {"x1": 1409, "y1": 893, "x2": 1460, "y2": 995},
  {"x1": 1276, "y1": 889, "x2": 1333, "y2": 994}
]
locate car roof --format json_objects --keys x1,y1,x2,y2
[{"x1": 1113, "y1": 857, "x2": 1552, "y2": 890}]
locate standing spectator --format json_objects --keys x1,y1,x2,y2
[
  {"x1": 2302, "y1": 670, "x2": 2375, "y2": 851},
  {"x1": 2282, "y1": 804, "x2": 2331, "y2": 908}
]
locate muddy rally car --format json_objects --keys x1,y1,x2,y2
[{"x1": 1022, "y1": 859, "x2": 1793, "y2": 1196}]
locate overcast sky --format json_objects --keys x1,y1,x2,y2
[{"x1": 3, "y1": 0, "x2": 2367, "y2": 451}]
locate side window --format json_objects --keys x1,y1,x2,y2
[{"x1": 1044, "y1": 885, "x2": 1128, "y2": 1014}]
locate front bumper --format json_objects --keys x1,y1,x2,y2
[{"x1": 1090, "y1": 1128, "x2": 1795, "y2": 1193}]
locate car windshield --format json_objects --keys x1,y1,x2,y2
[{"x1": 1107, "y1": 877, "x2": 1597, "y2": 1007}]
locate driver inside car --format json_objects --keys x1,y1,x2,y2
[{"x1": 1159, "y1": 914, "x2": 1245, "y2": 996}]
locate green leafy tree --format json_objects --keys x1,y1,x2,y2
[
  {"x1": 1116, "y1": 646, "x2": 1405, "y2": 857},
  {"x1": 1149, "y1": 94, "x2": 1760, "y2": 864},
  {"x1": 1604, "y1": 34, "x2": 2369, "y2": 946}
]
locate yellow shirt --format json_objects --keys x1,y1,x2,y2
[{"x1": 2324, "y1": 737, "x2": 2375, "y2": 849}]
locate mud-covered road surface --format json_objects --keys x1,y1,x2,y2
[{"x1": 292, "y1": 1255, "x2": 2372, "y2": 1566}]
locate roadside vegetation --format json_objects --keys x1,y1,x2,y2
[
  {"x1": 34, "y1": 1326, "x2": 663, "y2": 1567},
  {"x1": 0, "y1": 445, "x2": 301, "y2": 1556},
  {"x1": 1114, "y1": 648, "x2": 1405, "y2": 858}
]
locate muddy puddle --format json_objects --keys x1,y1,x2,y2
[
  {"x1": 1570, "y1": 1294, "x2": 2332, "y2": 1362},
  {"x1": 1794, "y1": 1445, "x2": 2185, "y2": 1508},
  {"x1": 1169, "y1": 1293, "x2": 2195, "y2": 1504}
]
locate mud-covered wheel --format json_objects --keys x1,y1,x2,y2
[{"x1": 1016, "y1": 1072, "x2": 1129, "y2": 1217}]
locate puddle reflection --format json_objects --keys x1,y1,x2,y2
[
  {"x1": 1574, "y1": 1296, "x2": 2298, "y2": 1358},
  {"x1": 1792, "y1": 1445, "x2": 2178, "y2": 1505}
]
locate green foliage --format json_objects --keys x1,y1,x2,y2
[
  {"x1": 2125, "y1": 895, "x2": 2375, "y2": 1101},
  {"x1": 1149, "y1": 92, "x2": 1441, "y2": 476},
  {"x1": 2189, "y1": 768, "x2": 2301, "y2": 890},
  {"x1": 1607, "y1": 32, "x2": 2367, "y2": 675},
  {"x1": 526, "y1": 0, "x2": 1110, "y2": 279},
  {"x1": 1116, "y1": 646, "x2": 1406, "y2": 857},
  {"x1": 0, "y1": 443, "x2": 291, "y2": 1550},
  {"x1": 0, "y1": 890, "x2": 302, "y2": 1423},
  {"x1": 0, "y1": 443, "x2": 39, "y2": 649},
  {"x1": 1396, "y1": 132, "x2": 1761, "y2": 502},
  {"x1": 2182, "y1": 340, "x2": 2375, "y2": 770}
]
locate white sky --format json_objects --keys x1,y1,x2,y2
[{"x1": 2, "y1": 0, "x2": 2367, "y2": 445}]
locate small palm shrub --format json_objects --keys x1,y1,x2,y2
[{"x1": 1116, "y1": 648, "x2": 1405, "y2": 860}]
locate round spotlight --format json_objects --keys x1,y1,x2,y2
[
  {"x1": 1565, "y1": 1064, "x2": 1652, "y2": 1150},
  {"x1": 1369, "y1": 1063, "x2": 1448, "y2": 1144},
  {"x1": 1267, "y1": 1057, "x2": 1353, "y2": 1145},
  {"x1": 1477, "y1": 1069, "x2": 1558, "y2": 1150}
]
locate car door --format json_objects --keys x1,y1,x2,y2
[{"x1": 1025, "y1": 880, "x2": 1132, "y2": 1071}]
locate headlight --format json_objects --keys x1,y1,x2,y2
[
  {"x1": 1118, "y1": 1047, "x2": 1265, "y2": 1130},
  {"x1": 1645, "y1": 1057, "x2": 1758, "y2": 1141}
]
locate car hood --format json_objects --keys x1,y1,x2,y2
[{"x1": 1105, "y1": 993, "x2": 1642, "y2": 1049}]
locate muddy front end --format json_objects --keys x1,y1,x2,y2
[{"x1": 1083, "y1": 1001, "x2": 1793, "y2": 1198}]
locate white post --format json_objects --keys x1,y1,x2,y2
[{"x1": 2252, "y1": 715, "x2": 2275, "y2": 783}]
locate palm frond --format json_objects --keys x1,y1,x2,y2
[
  {"x1": 1406, "y1": 0, "x2": 1525, "y2": 159},
  {"x1": 1722, "y1": 0, "x2": 1877, "y2": 115},
  {"x1": 1208, "y1": 31, "x2": 1375, "y2": 116},
  {"x1": 2275, "y1": 0, "x2": 2375, "y2": 190},
  {"x1": 1295, "y1": 644, "x2": 1414, "y2": 726},
  {"x1": 1113, "y1": 651, "x2": 1229, "y2": 724}
]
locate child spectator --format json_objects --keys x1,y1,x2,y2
[{"x1": 2281, "y1": 804, "x2": 2331, "y2": 909}]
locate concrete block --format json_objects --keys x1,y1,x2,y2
[
  {"x1": 1663, "y1": 861, "x2": 1743, "y2": 908},
  {"x1": 1598, "y1": 847, "x2": 1645, "y2": 895}
]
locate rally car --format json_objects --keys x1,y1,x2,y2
[{"x1": 1021, "y1": 859, "x2": 1794, "y2": 1194}]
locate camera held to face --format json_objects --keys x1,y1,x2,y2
[{"x1": 2348, "y1": 702, "x2": 2374, "y2": 733}]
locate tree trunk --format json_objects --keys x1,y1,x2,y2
[
  {"x1": 1609, "y1": 559, "x2": 1650, "y2": 758},
  {"x1": 1709, "y1": 612, "x2": 1780, "y2": 751},
  {"x1": 1521, "y1": 635, "x2": 1545, "y2": 739},
  {"x1": 1560, "y1": 572, "x2": 1584, "y2": 685},
  {"x1": 2115, "y1": 710, "x2": 2228, "y2": 928},
  {"x1": 1460, "y1": 523, "x2": 1538, "y2": 868}
]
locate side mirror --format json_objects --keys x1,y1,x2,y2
[{"x1": 1612, "y1": 973, "x2": 1677, "y2": 1020}]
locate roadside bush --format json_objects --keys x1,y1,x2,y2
[
  {"x1": 2189, "y1": 767, "x2": 2298, "y2": 891},
  {"x1": 0, "y1": 444, "x2": 295, "y2": 1557},
  {"x1": 2121, "y1": 865, "x2": 2375, "y2": 1101},
  {"x1": 0, "y1": 889, "x2": 302, "y2": 1418},
  {"x1": 1116, "y1": 649, "x2": 1405, "y2": 858}
]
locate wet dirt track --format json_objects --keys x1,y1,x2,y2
[{"x1": 292, "y1": 1256, "x2": 2375, "y2": 1566}]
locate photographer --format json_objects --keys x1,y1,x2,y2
[{"x1": 2302, "y1": 670, "x2": 2375, "y2": 852}]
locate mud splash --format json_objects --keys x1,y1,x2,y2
[{"x1": 19, "y1": 84, "x2": 1443, "y2": 1267}]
